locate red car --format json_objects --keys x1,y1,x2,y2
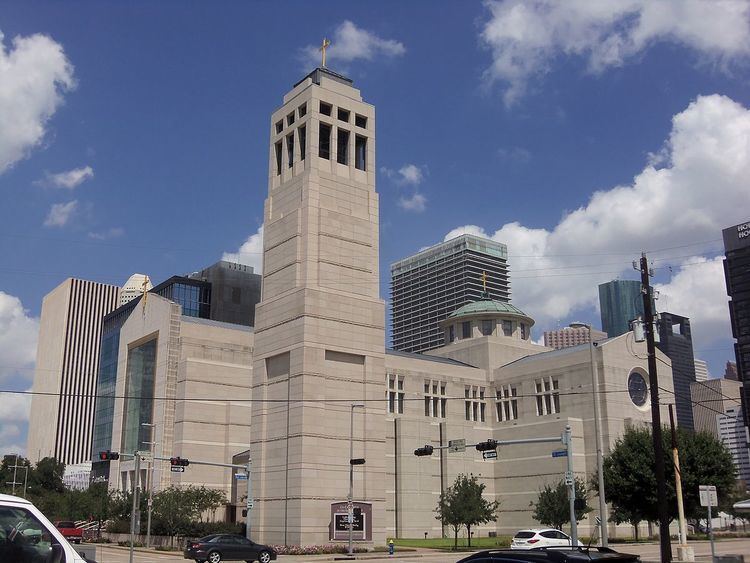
[{"x1": 54, "y1": 521, "x2": 83, "y2": 544}]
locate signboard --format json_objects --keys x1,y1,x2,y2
[
  {"x1": 723, "y1": 221, "x2": 750, "y2": 252},
  {"x1": 552, "y1": 449, "x2": 568, "y2": 458},
  {"x1": 334, "y1": 512, "x2": 364, "y2": 532},
  {"x1": 448, "y1": 439, "x2": 466, "y2": 453},
  {"x1": 235, "y1": 472, "x2": 248, "y2": 480},
  {"x1": 482, "y1": 450, "x2": 497, "y2": 460},
  {"x1": 699, "y1": 485, "x2": 718, "y2": 507},
  {"x1": 170, "y1": 466, "x2": 184, "y2": 473},
  {"x1": 246, "y1": 501, "x2": 254, "y2": 509},
  {"x1": 137, "y1": 451, "x2": 153, "y2": 463},
  {"x1": 564, "y1": 470, "x2": 574, "y2": 486}
]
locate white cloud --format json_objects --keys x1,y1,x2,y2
[
  {"x1": 0, "y1": 292, "x2": 38, "y2": 384},
  {"x1": 398, "y1": 192, "x2": 427, "y2": 213},
  {"x1": 654, "y1": 256, "x2": 731, "y2": 348},
  {"x1": 43, "y1": 200, "x2": 78, "y2": 228},
  {"x1": 0, "y1": 30, "x2": 75, "y2": 174},
  {"x1": 42, "y1": 165, "x2": 93, "y2": 189},
  {"x1": 222, "y1": 224, "x2": 264, "y2": 273},
  {"x1": 0, "y1": 393, "x2": 31, "y2": 457},
  {"x1": 480, "y1": 0, "x2": 750, "y2": 106},
  {"x1": 381, "y1": 163, "x2": 426, "y2": 185},
  {"x1": 497, "y1": 146, "x2": 531, "y2": 163},
  {"x1": 301, "y1": 21, "x2": 405, "y2": 67},
  {"x1": 88, "y1": 227, "x2": 124, "y2": 240},
  {"x1": 443, "y1": 94, "x2": 749, "y2": 351}
]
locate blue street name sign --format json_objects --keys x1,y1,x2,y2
[{"x1": 552, "y1": 449, "x2": 568, "y2": 458}]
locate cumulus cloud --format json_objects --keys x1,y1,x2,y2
[
  {"x1": 0, "y1": 30, "x2": 75, "y2": 174},
  {"x1": 40, "y1": 165, "x2": 93, "y2": 189},
  {"x1": 0, "y1": 292, "x2": 38, "y2": 384},
  {"x1": 222, "y1": 225, "x2": 264, "y2": 273},
  {"x1": 301, "y1": 21, "x2": 405, "y2": 67},
  {"x1": 398, "y1": 192, "x2": 427, "y2": 213},
  {"x1": 443, "y1": 94, "x2": 749, "y2": 350},
  {"x1": 381, "y1": 164, "x2": 425, "y2": 186},
  {"x1": 0, "y1": 392, "x2": 31, "y2": 456},
  {"x1": 88, "y1": 227, "x2": 124, "y2": 240},
  {"x1": 480, "y1": 0, "x2": 750, "y2": 106},
  {"x1": 43, "y1": 200, "x2": 78, "y2": 227}
]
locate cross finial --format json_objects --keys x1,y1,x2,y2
[
  {"x1": 481, "y1": 271, "x2": 488, "y2": 292},
  {"x1": 320, "y1": 38, "x2": 331, "y2": 67}
]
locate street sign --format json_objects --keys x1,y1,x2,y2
[
  {"x1": 699, "y1": 485, "x2": 718, "y2": 507},
  {"x1": 482, "y1": 451, "x2": 497, "y2": 460},
  {"x1": 246, "y1": 501, "x2": 254, "y2": 509},
  {"x1": 552, "y1": 449, "x2": 568, "y2": 458},
  {"x1": 448, "y1": 439, "x2": 466, "y2": 453},
  {"x1": 235, "y1": 472, "x2": 248, "y2": 480},
  {"x1": 170, "y1": 466, "x2": 184, "y2": 473},
  {"x1": 564, "y1": 470, "x2": 574, "y2": 486},
  {"x1": 137, "y1": 451, "x2": 153, "y2": 463}
]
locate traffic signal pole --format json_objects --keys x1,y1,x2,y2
[
  {"x1": 414, "y1": 424, "x2": 578, "y2": 546},
  {"x1": 128, "y1": 451, "x2": 141, "y2": 563}
]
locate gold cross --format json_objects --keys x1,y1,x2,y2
[
  {"x1": 320, "y1": 38, "x2": 331, "y2": 67},
  {"x1": 481, "y1": 271, "x2": 488, "y2": 292}
]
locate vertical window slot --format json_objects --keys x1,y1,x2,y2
[
  {"x1": 299, "y1": 125, "x2": 306, "y2": 161},
  {"x1": 274, "y1": 141, "x2": 282, "y2": 175},
  {"x1": 337, "y1": 128, "x2": 350, "y2": 165},
  {"x1": 319, "y1": 123, "x2": 331, "y2": 160},
  {"x1": 355, "y1": 135, "x2": 367, "y2": 171}
]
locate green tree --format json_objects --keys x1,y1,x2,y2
[
  {"x1": 436, "y1": 474, "x2": 500, "y2": 549},
  {"x1": 594, "y1": 426, "x2": 736, "y2": 535},
  {"x1": 532, "y1": 478, "x2": 590, "y2": 531},
  {"x1": 33, "y1": 457, "x2": 66, "y2": 493}
]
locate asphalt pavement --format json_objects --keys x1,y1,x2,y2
[{"x1": 85, "y1": 538, "x2": 750, "y2": 563}]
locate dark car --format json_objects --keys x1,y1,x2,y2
[
  {"x1": 184, "y1": 534, "x2": 277, "y2": 563},
  {"x1": 457, "y1": 547, "x2": 640, "y2": 563}
]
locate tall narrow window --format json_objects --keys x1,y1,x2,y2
[
  {"x1": 481, "y1": 319, "x2": 494, "y2": 336},
  {"x1": 387, "y1": 374, "x2": 404, "y2": 414},
  {"x1": 520, "y1": 323, "x2": 528, "y2": 340},
  {"x1": 274, "y1": 141, "x2": 282, "y2": 175},
  {"x1": 275, "y1": 120, "x2": 283, "y2": 134},
  {"x1": 298, "y1": 103, "x2": 307, "y2": 118},
  {"x1": 462, "y1": 321, "x2": 471, "y2": 339},
  {"x1": 355, "y1": 135, "x2": 367, "y2": 171},
  {"x1": 287, "y1": 112, "x2": 295, "y2": 126},
  {"x1": 319, "y1": 123, "x2": 331, "y2": 160},
  {"x1": 286, "y1": 133, "x2": 294, "y2": 168},
  {"x1": 465, "y1": 385, "x2": 486, "y2": 422},
  {"x1": 298, "y1": 126, "x2": 306, "y2": 161},
  {"x1": 337, "y1": 128, "x2": 350, "y2": 165},
  {"x1": 503, "y1": 320, "x2": 513, "y2": 337}
]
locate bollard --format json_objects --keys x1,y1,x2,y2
[{"x1": 388, "y1": 539, "x2": 394, "y2": 556}]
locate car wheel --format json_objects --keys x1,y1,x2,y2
[
  {"x1": 258, "y1": 551, "x2": 271, "y2": 563},
  {"x1": 208, "y1": 551, "x2": 222, "y2": 563}
]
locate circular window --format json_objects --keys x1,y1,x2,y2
[{"x1": 628, "y1": 372, "x2": 649, "y2": 407}]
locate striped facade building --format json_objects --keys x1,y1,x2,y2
[{"x1": 27, "y1": 278, "x2": 120, "y2": 465}]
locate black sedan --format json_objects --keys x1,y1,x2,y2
[{"x1": 184, "y1": 534, "x2": 277, "y2": 563}]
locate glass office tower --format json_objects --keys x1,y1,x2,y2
[{"x1": 598, "y1": 279, "x2": 644, "y2": 338}]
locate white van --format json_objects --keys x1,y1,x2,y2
[{"x1": 0, "y1": 493, "x2": 91, "y2": 562}]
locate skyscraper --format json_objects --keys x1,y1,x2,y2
[
  {"x1": 27, "y1": 279, "x2": 120, "y2": 465},
  {"x1": 723, "y1": 220, "x2": 750, "y2": 429},
  {"x1": 391, "y1": 234, "x2": 510, "y2": 353},
  {"x1": 694, "y1": 358, "x2": 709, "y2": 382},
  {"x1": 598, "y1": 279, "x2": 644, "y2": 338},
  {"x1": 656, "y1": 312, "x2": 697, "y2": 430}
]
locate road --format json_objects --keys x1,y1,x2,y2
[{"x1": 84, "y1": 539, "x2": 750, "y2": 563}]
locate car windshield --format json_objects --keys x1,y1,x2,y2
[{"x1": 514, "y1": 531, "x2": 536, "y2": 538}]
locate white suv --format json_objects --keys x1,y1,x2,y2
[
  {"x1": 0, "y1": 493, "x2": 90, "y2": 562},
  {"x1": 511, "y1": 528, "x2": 583, "y2": 549}
]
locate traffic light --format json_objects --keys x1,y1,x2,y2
[
  {"x1": 475, "y1": 439, "x2": 498, "y2": 452},
  {"x1": 170, "y1": 457, "x2": 190, "y2": 467},
  {"x1": 414, "y1": 445, "x2": 434, "y2": 457},
  {"x1": 98, "y1": 450, "x2": 120, "y2": 461}
]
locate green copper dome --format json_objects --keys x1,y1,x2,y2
[{"x1": 448, "y1": 299, "x2": 530, "y2": 320}]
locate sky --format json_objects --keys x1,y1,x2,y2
[{"x1": 1, "y1": 1, "x2": 750, "y2": 457}]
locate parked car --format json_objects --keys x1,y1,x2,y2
[
  {"x1": 511, "y1": 529, "x2": 584, "y2": 550},
  {"x1": 458, "y1": 547, "x2": 640, "y2": 563},
  {"x1": 55, "y1": 521, "x2": 83, "y2": 544},
  {"x1": 0, "y1": 493, "x2": 93, "y2": 562},
  {"x1": 184, "y1": 534, "x2": 277, "y2": 563}
]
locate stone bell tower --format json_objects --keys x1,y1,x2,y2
[{"x1": 249, "y1": 66, "x2": 386, "y2": 546}]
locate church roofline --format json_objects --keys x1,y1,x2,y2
[{"x1": 293, "y1": 67, "x2": 354, "y2": 89}]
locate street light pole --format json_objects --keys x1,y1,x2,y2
[
  {"x1": 141, "y1": 422, "x2": 156, "y2": 549},
  {"x1": 348, "y1": 403, "x2": 365, "y2": 556},
  {"x1": 588, "y1": 325, "x2": 608, "y2": 546}
]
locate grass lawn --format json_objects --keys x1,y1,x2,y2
[{"x1": 393, "y1": 536, "x2": 512, "y2": 551}]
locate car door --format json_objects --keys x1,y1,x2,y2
[
  {"x1": 236, "y1": 536, "x2": 257, "y2": 561},
  {"x1": 215, "y1": 535, "x2": 237, "y2": 559},
  {"x1": 539, "y1": 530, "x2": 560, "y2": 547},
  {"x1": 556, "y1": 531, "x2": 572, "y2": 546}
]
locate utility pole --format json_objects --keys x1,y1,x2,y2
[
  {"x1": 639, "y1": 252, "x2": 672, "y2": 563},
  {"x1": 669, "y1": 404, "x2": 694, "y2": 562},
  {"x1": 588, "y1": 325, "x2": 608, "y2": 546}
]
